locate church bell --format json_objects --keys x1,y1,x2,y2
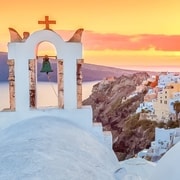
[{"x1": 40, "y1": 55, "x2": 53, "y2": 74}]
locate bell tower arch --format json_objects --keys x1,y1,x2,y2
[
  {"x1": 8, "y1": 22, "x2": 83, "y2": 112},
  {"x1": 31, "y1": 41, "x2": 58, "y2": 108}
]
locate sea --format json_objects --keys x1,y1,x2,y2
[{"x1": 0, "y1": 81, "x2": 99, "y2": 110}]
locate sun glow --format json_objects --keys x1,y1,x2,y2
[
  {"x1": 0, "y1": 0, "x2": 180, "y2": 71},
  {"x1": 37, "y1": 42, "x2": 57, "y2": 57}
]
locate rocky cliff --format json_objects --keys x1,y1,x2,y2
[{"x1": 83, "y1": 72, "x2": 155, "y2": 160}]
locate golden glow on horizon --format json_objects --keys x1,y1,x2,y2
[
  {"x1": 1, "y1": 0, "x2": 180, "y2": 70},
  {"x1": 84, "y1": 49, "x2": 180, "y2": 67},
  {"x1": 85, "y1": 48, "x2": 180, "y2": 57}
]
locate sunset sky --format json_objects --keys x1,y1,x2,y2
[{"x1": 1, "y1": 0, "x2": 180, "y2": 71}]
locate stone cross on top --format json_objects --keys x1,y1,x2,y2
[{"x1": 38, "y1": 16, "x2": 56, "y2": 29}]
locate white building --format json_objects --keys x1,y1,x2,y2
[
  {"x1": 138, "y1": 127, "x2": 180, "y2": 162},
  {"x1": 136, "y1": 102, "x2": 154, "y2": 114},
  {"x1": 158, "y1": 72, "x2": 180, "y2": 89},
  {"x1": 150, "y1": 141, "x2": 180, "y2": 180},
  {"x1": 153, "y1": 83, "x2": 180, "y2": 122}
]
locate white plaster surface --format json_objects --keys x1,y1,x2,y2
[
  {"x1": 150, "y1": 141, "x2": 180, "y2": 180},
  {"x1": 0, "y1": 116, "x2": 119, "y2": 180}
]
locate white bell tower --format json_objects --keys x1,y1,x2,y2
[
  {"x1": 7, "y1": 16, "x2": 83, "y2": 111},
  {"x1": 0, "y1": 16, "x2": 113, "y2": 150}
]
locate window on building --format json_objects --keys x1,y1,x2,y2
[
  {"x1": 160, "y1": 100, "x2": 162, "y2": 103},
  {"x1": 164, "y1": 100, "x2": 167, "y2": 104},
  {"x1": 165, "y1": 91, "x2": 167, "y2": 93},
  {"x1": 165, "y1": 96, "x2": 167, "y2": 98}
]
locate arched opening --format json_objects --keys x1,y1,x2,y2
[
  {"x1": 37, "y1": 42, "x2": 58, "y2": 108},
  {"x1": 29, "y1": 41, "x2": 63, "y2": 108}
]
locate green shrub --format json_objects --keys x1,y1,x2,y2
[{"x1": 167, "y1": 120, "x2": 179, "y2": 128}]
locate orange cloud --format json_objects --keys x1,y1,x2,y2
[
  {"x1": 56, "y1": 30, "x2": 180, "y2": 51},
  {"x1": 83, "y1": 32, "x2": 180, "y2": 51}
]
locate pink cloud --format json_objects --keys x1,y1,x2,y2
[{"x1": 55, "y1": 30, "x2": 180, "y2": 51}]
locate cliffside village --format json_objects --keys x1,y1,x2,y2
[
  {"x1": 136, "y1": 72, "x2": 180, "y2": 122},
  {"x1": 134, "y1": 72, "x2": 180, "y2": 161},
  {"x1": 101, "y1": 72, "x2": 180, "y2": 161}
]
